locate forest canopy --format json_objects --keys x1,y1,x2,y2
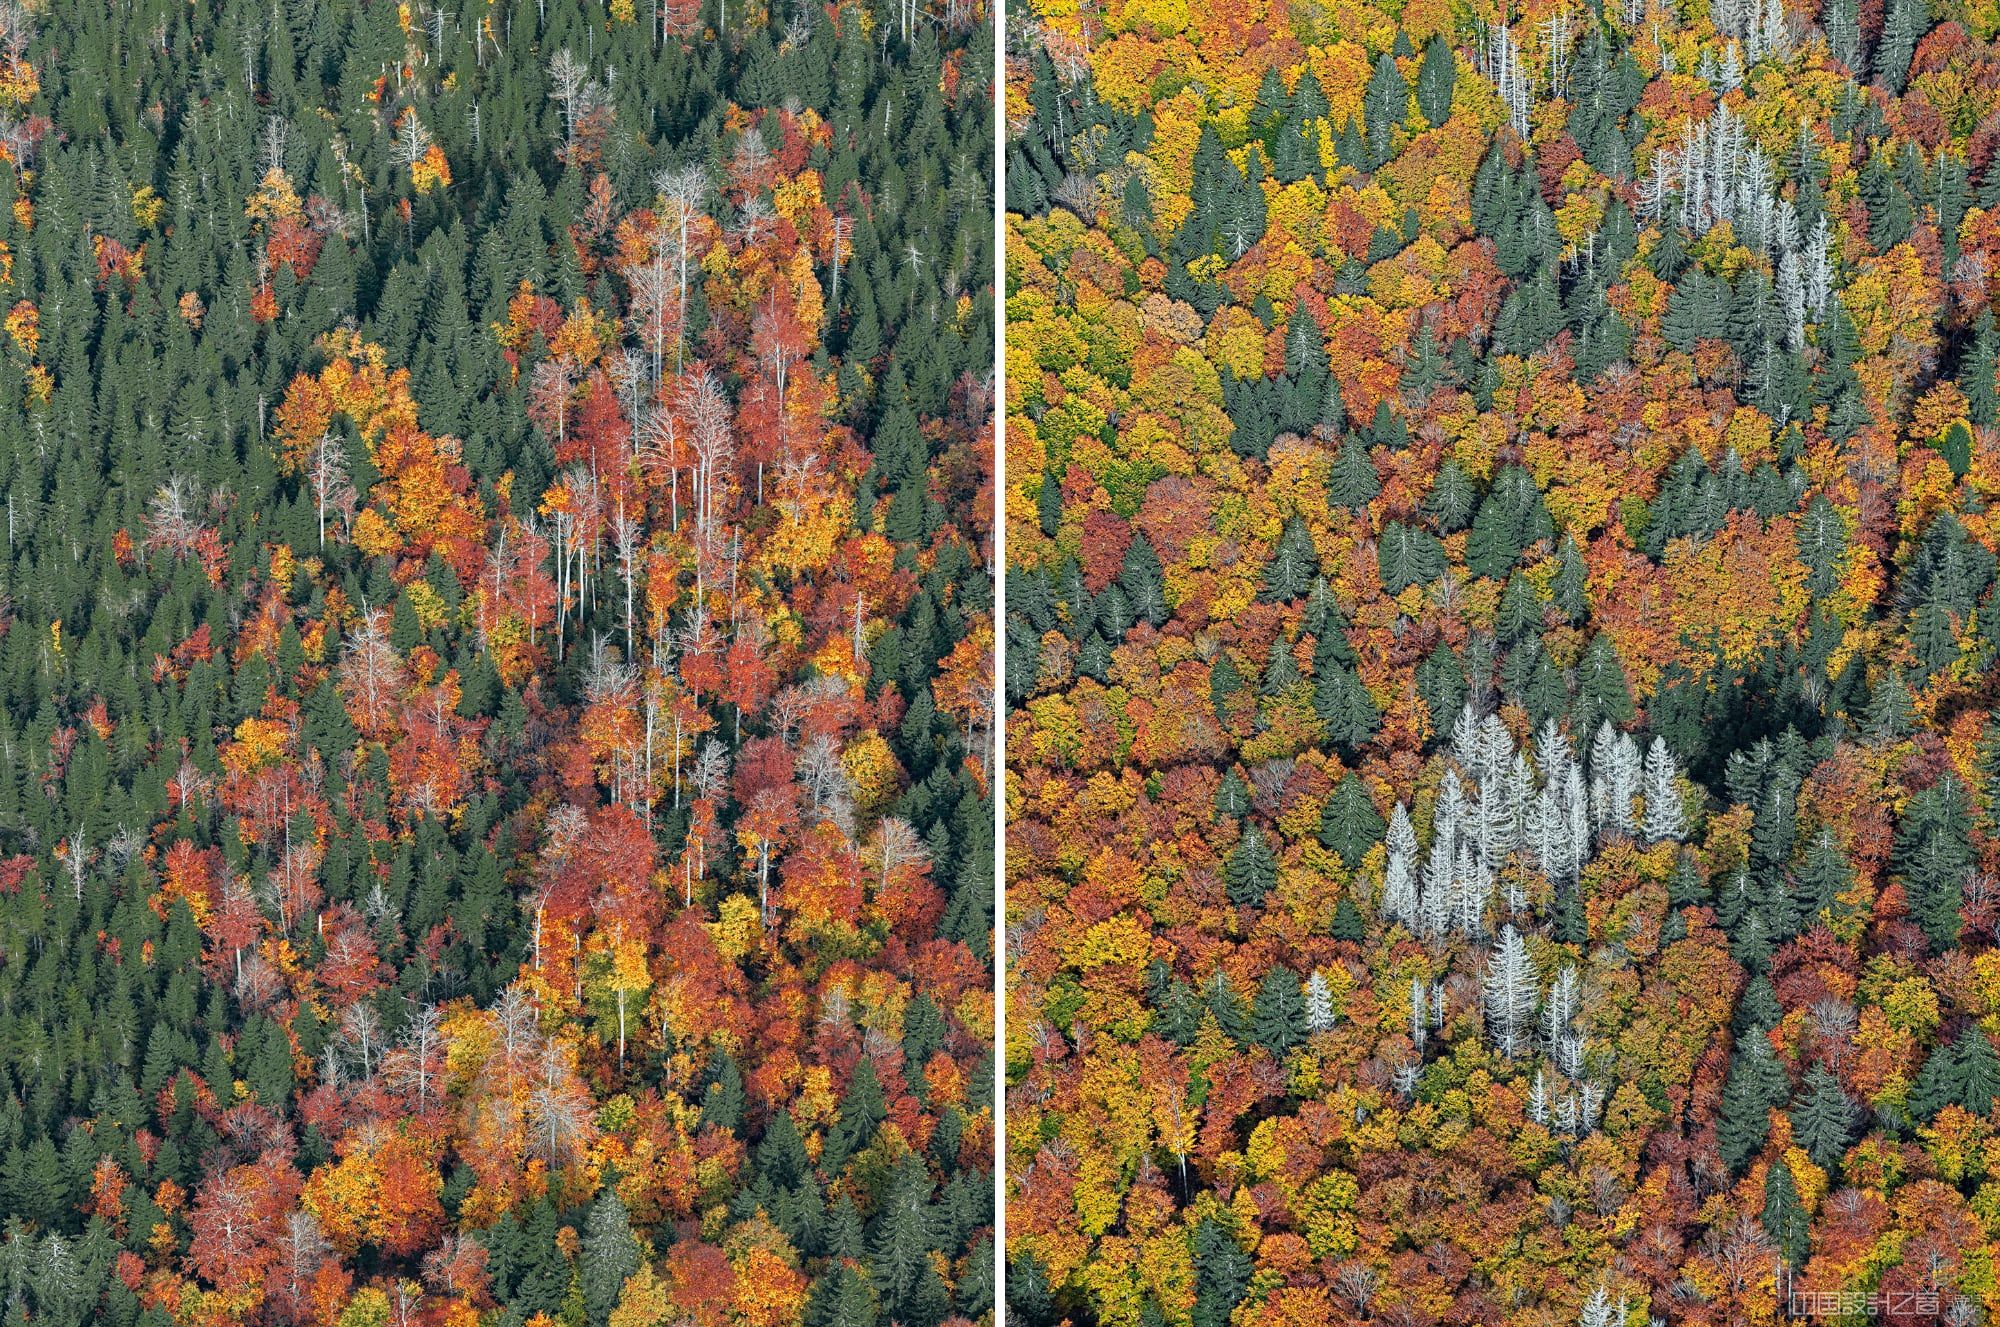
[
  {"x1": 1004, "y1": 0, "x2": 2000, "y2": 1322},
  {"x1": 0, "y1": 0, "x2": 995, "y2": 1325}
]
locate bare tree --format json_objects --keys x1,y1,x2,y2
[
  {"x1": 307, "y1": 429, "x2": 355, "y2": 547},
  {"x1": 547, "y1": 48, "x2": 589, "y2": 158},
  {"x1": 384, "y1": 1003, "x2": 444, "y2": 1112},
  {"x1": 1482, "y1": 925, "x2": 1538, "y2": 1058},
  {"x1": 653, "y1": 164, "x2": 709, "y2": 372},
  {"x1": 143, "y1": 476, "x2": 203, "y2": 561},
  {"x1": 1333, "y1": 1263, "x2": 1378, "y2": 1317},
  {"x1": 339, "y1": 1002, "x2": 383, "y2": 1079},
  {"x1": 528, "y1": 804, "x2": 589, "y2": 972},
  {"x1": 871, "y1": 817, "x2": 928, "y2": 893},
  {"x1": 681, "y1": 369, "x2": 733, "y2": 541},
  {"x1": 527, "y1": 1039, "x2": 598, "y2": 1169},
  {"x1": 611, "y1": 497, "x2": 642, "y2": 662}
]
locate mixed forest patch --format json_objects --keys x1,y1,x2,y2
[
  {"x1": 0, "y1": 0, "x2": 994, "y2": 1324},
  {"x1": 1003, "y1": 0, "x2": 2000, "y2": 1322}
]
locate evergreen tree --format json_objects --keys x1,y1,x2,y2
[
  {"x1": 1315, "y1": 663, "x2": 1381, "y2": 752},
  {"x1": 1909, "y1": 1025, "x2": 2000, "y2": 1120},
  {"x1": 1319, "y1": 772, "x2": 1386, "y2": 866},
  {"x1": 1227, "y1": 826, "x2": 1279, "y2": 908},
  {"x1": 1363, "y1": 52, "x2": 1410, "y2": 167},
  {"x1": 1261, "y1": 516, "x2": 1321, "y2": 602},
  {"x1": 1378, "y1": 522, "x2": 1445, "y2": 591},
  {"x1": 581, "y1": 1187, "x2": 641, "y2": 1327},
  {"x1": 1763, "y1": 1159, "x2": 1812, "y2": 1268},
  {"x1": 1191, "y1": 1218, "x2": 1252, "y2": 1327},
  {"x1": 1895, "y1": 773, "x2": 1973, "y2": 951},
  {"x1": 1251, "y1": 967, "x2": 1305, "y2": 1054},
  {"x1": 1328, "y1": 435, "x2": 1380, "y2": 511},
  {"x1": 1790, "y1": 1063, "x2": 1859, "y2": 1172},
  {"x1": 1214, "y1": 767, "x2": 1252, "y2": 820},
  {"x1": 1718, "y1": 1037, "x2": 1791, "y2": 1172},
  {"x1": 1416, "y1": 35, "x2": 1457, "y2": 126}
]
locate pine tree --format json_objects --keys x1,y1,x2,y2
[
  {"x1": 1227, "y1": 826, "x2": 1279, "y2": 908},
  {"x1": 1718, "y1": 1036, "x2": 1791, "y2": 1172},
  {"x1": 581, "y1": 1187, "x2": 641, "y2": 1327},
  {"x1": 1763, "y1": 1159, "x2": 1812, "y2": 1267},
  {"x1": 1261, "y1": 516, "x2": 1320, "y2": 602},
  {"x1": 1319, "y1": 772, "x2": 1385, "y2": 867},
  {"x1": 1251, "y1": 967, "x2": 1305, "y2": 1054},
  {"x1": 1790, "y1": 1063, "x2": 1859, "y2": 1172},
  {"x1": 1416, "y1": 35, "x2": 1457, "y2": 126}
]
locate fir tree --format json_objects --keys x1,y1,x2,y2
[
  {"x1": 1328, "y1": 435, "x2": 1380, "y2": 511},
  {"x1": 1319, "y1": 773, "x2": 1385, "y2": 867},
  {"x1": 1251, "y1": 967, "x2": 1306, "y2": 1054},
  {"x1": 1718, "y1": 1037, "x2": 1791, "y2": 1172},
  {"x1": 1790, "y1": 1063, "x2": 1859, "y2": 1172},
  {"x1": 1261, "y1": 516, "x2": 1321, "y2": 602},
  {"x1": 1227, "y1": 826, "x2": 1279, "y2": 908},
  {"x1": 1416, "y1": 35, "x2": 1457, "y2": 126},
  {"x1": 581, "y1": 1187, "x2": 641, "y2": 1327},
  {"x1": 1763, "y1": 1160, "x2": 1812, "y2": 1267}
]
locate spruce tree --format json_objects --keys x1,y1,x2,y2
[
  {"x1": 1763, "y1": 1160, "x2": 1812, "y2": 1267},
  {"x1": 1227, "y1": 826, "x2": 1279, "y2": 908},
  {"x1": 1319, "y1": 772, "x2": 1385, "y2": 867},
  {"x1": 1790, "y1": 1063, "x2": 1859, "y2": 1172},
  {"x1": 1251, "y1": 967, "x2": 1305, "y2": 1054},
  {"x1": 581, "y1": 1187, "x2": 641, "y2": 1327},
  {"x1": 1416, "y1": 35, "x2": 1457, "y2": 126},
  {"x1": 1261, "y1": 516, "x2": 1321, "y2": 602},
  {"x1": 1717, "y1": 1037, "x2": 1791, "y2": 1172}
]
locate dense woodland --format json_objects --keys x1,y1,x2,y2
[
  {"x1": 0, "y1": 0, "x2": 995, "y2": 1324},
  {"x1": 1003, "y1": 0, "x2": 2000, "y2": 1322}
]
